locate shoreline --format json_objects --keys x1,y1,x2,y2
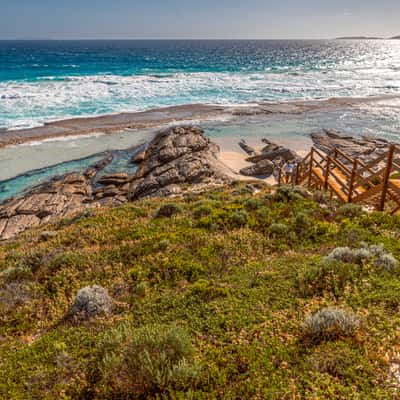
[{"x1": 1, "y1": 94, "x2": 399, "y2": 149}]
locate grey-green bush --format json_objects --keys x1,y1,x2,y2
[
  {"x1": 98, "y1": 323, "x2": 199, "y2": 396},
  {"x1": 303, "y1": 307, "x2": 360, "y2": 343}
]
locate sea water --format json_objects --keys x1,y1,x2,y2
[{"x1": 1, "y1": 40, "x2": 400, "y2": 130}]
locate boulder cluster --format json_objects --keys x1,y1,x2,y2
[
  {"x1": 0, "y1": 126, "x2": 232, "y2": 241},
  {"x1": 238, "y1": 138, "x2": 298, "y2": 178}
]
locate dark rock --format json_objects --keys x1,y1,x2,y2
[
  {"x1": 239, "y1": 140, "x2": 258, "y2": 156},
  {"x1": 97, "y1": 173, "x2": 129, "y2": 186},
  {"x1": 246, "y1": 147, "x2": 297, "y2": 163},
  {"x1": 240, "y1": 159, "x2": 274, "y2": 177}
]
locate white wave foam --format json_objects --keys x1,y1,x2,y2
[{"x1": 1, "y1": 65, "x2": 400, "y2": 130}]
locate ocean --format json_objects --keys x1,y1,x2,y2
[{"x1": 1, "y1": 39, "x2": 400, "y2": 130}]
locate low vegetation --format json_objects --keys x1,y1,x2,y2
[{"x1": 1, "y1": 183, "x2": 400, "y2": 398}]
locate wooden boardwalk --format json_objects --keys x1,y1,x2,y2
[{"x1": 287, "y1": 144, "x2": 400, "y2": 213}]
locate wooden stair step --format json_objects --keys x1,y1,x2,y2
[{"x1": 311, "y1": 167, "x2": 348, "y2": 202}]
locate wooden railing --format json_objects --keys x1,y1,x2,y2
[{"x1": 286, "y1": 144, "x2": 400, "y2": 213}]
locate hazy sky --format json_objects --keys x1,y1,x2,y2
[{"x1": 1, "y1": 0, "x2": 399, "y2": 39}]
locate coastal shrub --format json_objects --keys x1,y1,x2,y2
[
  {"x1": 302, "y1": 307, "x2": 360, "y2": 343},
  {"x1": 244, "y1": 198, "x2": 265, "y2": 211},
  {"x1": 135, "y1": 281, "x2": 148, "y2": 297},
  {"x1": 68, "y1": 285, "x2": 113, "y2": 320},
  {"x1": 268, "y1": 223, "x2": 289, "y2": 237},
  {"x1": 98, "y1": 323, "x2": 199, "y2": 397},
  {"x1": 155, "y1": 203, "x2": 183, "y2": 218},
  {"x1": 297, "y1": 259, "x2": 356, "y2": 298},
  {"x1": 309, "y1": 342, "x2": 373, "y2": 381},
  {"x1": 229, "y1": 210, "x2": 249, "y2": 228},
  {"x1": 128, "y1": 267, "x2": 141, "y2": 282},
  {"x1": 337, "y1": 204, "x2": 364, "y2": 218},
  {"x1": 312, "y1": 190, "x2": 329, "y2": 204},
  {"x1": 324, "y1": 246, "x2": 372, "y2": 265},
  {"x1": 272, "y1": 186, "x2": 308, "y2": 202},
  {"x1": 187, "y1": 279, "x2": 229, "y2": 301},
  {"x1": 324, "y1": 244, "x2": 398, "y2": 272},
  {"x1": 193, "y1": 204, "x2": 213, "y2": 218},
  {"x1": 375, "y1": 253, "x2": 398, "y2": 272},
  {"x1": 156, "y1": 239, "x2": 170, "y2": 251},
  {"x1": 1, "y1": 266, "x2": 32, "y2": 282},
  {"x1": 294, "y1": 212, "x2": 313, "y2": 235}
]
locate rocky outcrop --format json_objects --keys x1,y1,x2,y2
[
  {"x1": 238, "y1": 138, "x2": 299, "y2": 178},
  {"x1": 0, "y1": 126, "x2": 233, "y2": 241},
  {"x1": 0, "y1": 173, "x2": 93, "y2": 240},
  {"x1": 240, "y1": 159, "x2": 274, "y2": 177},
  {"x1": 311, "y1": 129, "x2": 391, "y2": 165},
  {"x1": 128, "y1": 126, "x2": 232, "y2": 199}
]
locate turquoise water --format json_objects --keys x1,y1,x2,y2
[
  {"x1": 0, "y1": 155, "x2": 103, "y2": 202},
  {"x1": 1, "y1": 40, "x2": 400, "y2": 130}
]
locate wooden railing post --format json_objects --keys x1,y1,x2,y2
[
  {"x1": 295, "y1": 162, "x2": 300, "y2": 185},
  {"x1": 348, "y1": 159, "x2": 358, "y2": 203},
  {"x1": 308, "y1": 148, "x2": 314, "y2": 188},
  {"x1": 379, "y1": 144, "x2": 395, "y2": 212},
  {"x1": 324, "y1": 156, "x2": 331, "y2": 190}
]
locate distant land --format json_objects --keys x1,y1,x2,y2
[{"x1": 336, "y1": 35, "x2": 400, "y2": 40}]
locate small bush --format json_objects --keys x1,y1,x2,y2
[
  {"x1": 325, "y1": 244, "x2": 398, "y2": 272},
  {"x1": 188, "y1": 279, "x2": 229, "y2": 301},
  {"x1": 98, "y1": 323, "x2": 199, "y2": 397},
  {"x1": 229, "y1": 210, "x2": 249, "y2": 228},
  {"x1": 375, "y1": 253, "x2": 398, "y2": 272},
  {"x1": 193, "y1": 204, "x2": 213, "y2": 218},
  {"x1": 324, "y1": 247, "x2": 372, "y2": 265},
  {"x1": 272, "y1": 186, "x2": 308, "y2": 202},
  {"x1": 269, "y1": 223, "x2": 289, "y2": 237},
  {"x1": 155, "y1": 203, "x2": 183, "y2": 218},
  {"x1": 337, "y1": 204, "x2": 364, "y2": 218},
  {"x1": 135, "y1": 281, "x2": 148, "y2": 297},
  {"x1": 303, "y1": 307, "x2": 360, "y2": 343},
  {"x1": 1, "y1": 266, "x2": 32, "y2": 282},
  {"x1": 244, "y1": 198, "x2": 264, "y2": 211},
  {"x1": 128, "y1": 267, "x2": 141, "y2": 282},
  {"x1": 298, "y1": 259, "x2": 356, "y2": 298}
]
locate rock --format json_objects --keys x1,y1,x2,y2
[
  {"x1": 40, "y1": 231, "x2": 58, "y2": 241},
  {"x1": 131, "y1": 150, "x2": 146, "y2": 164},
  {"x1": 240, "y1": 159, "x2": 274, "y2": 177},
  {"x1": 128, "y1": 126, "x2": 232, "y2": 200},
  {"x1": 97, "y1": 173, "x2": 129, "y2": 186},
  {"x1": 63, "y1": 173, "x2": 86, "y2": 185},
  {"x1": 310, "y1": 129, "x2": 390, "y2": 165},
  {"x1": 68, "y1": 285, "x2": 113, "y2": 320},
  {"x1": 1, "y1": 214, "x2": 40, "y2": 240},
  {"x1": 246, "y1": 147, "x2": 297, "y2": 164},
  {"x1": 239, "y1": 140, "x2": 258, "y2": 156},
  {"x1": 261, "y1": 139, "x2": 280, "y2": 153}
]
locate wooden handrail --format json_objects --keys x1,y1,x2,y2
[
  {"x1": 379, "y1": 144, "x2": 395, "y2": 211},
  {"x1": 281, "y1": 143, "x2": 400, "y2": 214}
]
